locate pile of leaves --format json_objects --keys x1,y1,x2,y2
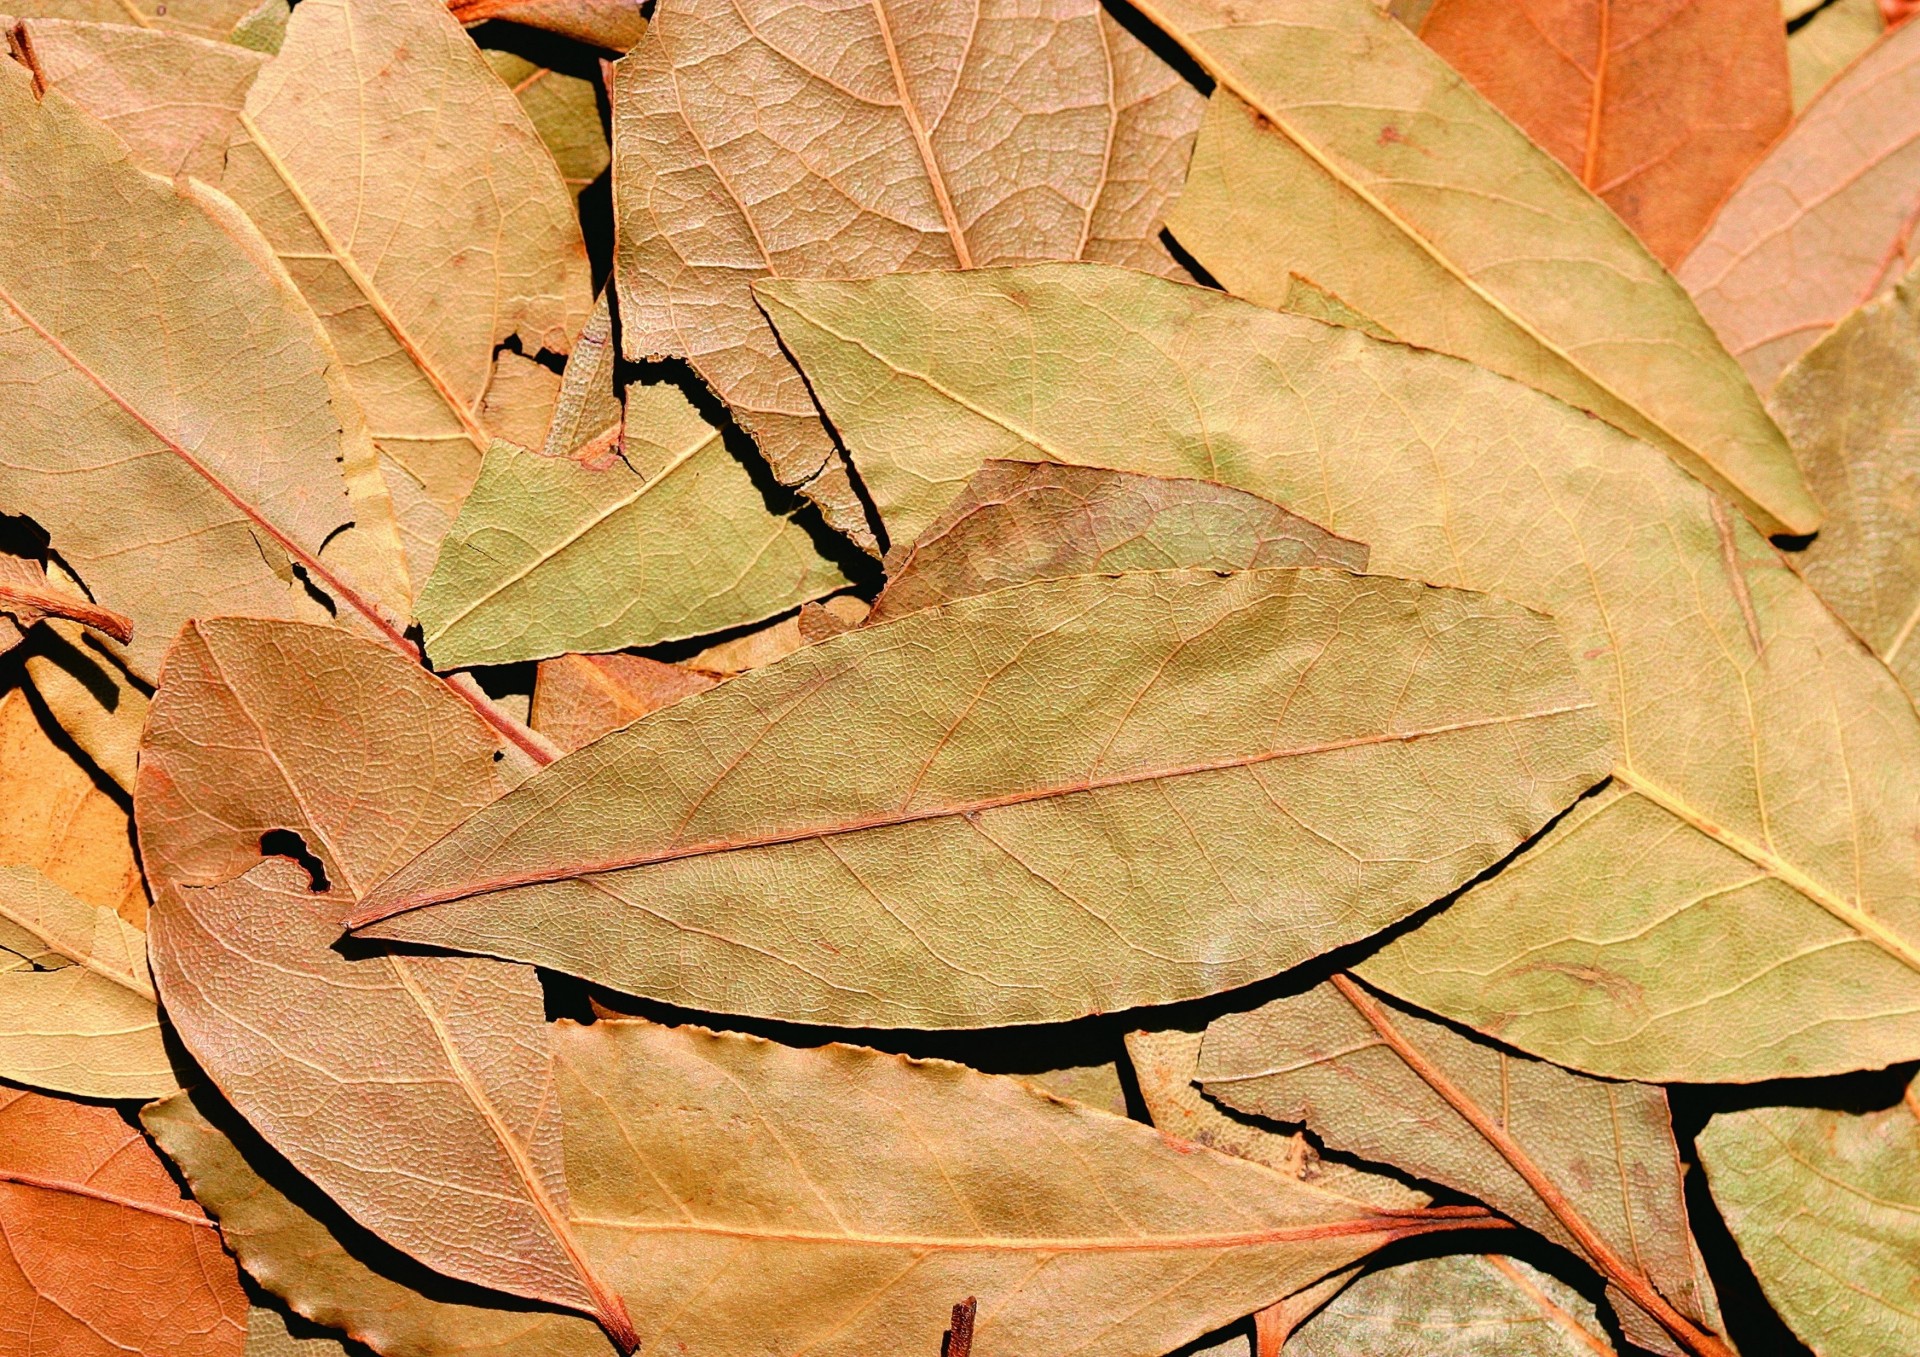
[{"x1": 5, "y1": 0, "x2": 1920, "y2": 1351}]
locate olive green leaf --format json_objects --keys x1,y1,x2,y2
[
  {"x1": 353, "y1": 568, "x2": 1610, "y2": 1027},
  {"x1": 1128, "y1": 0, "x2": 1817, "y2": 537},
  {"x1": 1787, "y1": 0, "x2": 1882, "y2": 110},
  {"x1": 220, "y1": 0, "x2": 593, "y2": 582},
  {"x1": 550, "y1": 1017, "x2": 1506, "y2": 1357},
  {"x1": 0, "y1": 865, "x2": 173, "y2": 1100},
  {"x1": 1696, "y1": 1078, "x2": 1920, "y2": 1356},
  {"x1": 1199, "y1": 977, "x2": 1725, "y2": 1355},
  {"x1": 13, "y1": 18, "x2": 265, "y2": 180},
  {"x1": 757, "y1": 263, "x2": 1920, "y2": 1081},
  {"x1": 868, "y1": 460, "x2": 1367, "y2": 625},
  {"x1": 1767, "y1": 260, "x2": 1920, "y2": 696},
  {"x1": 143, "y1": 1087, "x2": 614, "y2": 1357},
  {"x1": 1289, "y1": 1254, "x2": 1619, "y2": 1356}
]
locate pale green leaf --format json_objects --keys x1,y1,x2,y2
[
  {"x1": 1289, "y1": 1254, "x2": 1618, "y2": 1356},
  {"x1": 1788, "y1": 0, "x2": 1882, "y2": 110}
]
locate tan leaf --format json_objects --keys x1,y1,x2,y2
[
  {"x1": 353, "y1": 568, "x2": 1612, "y2": 1028},
  {"x1": 1200, "y1": 977, "x2": 1726, "y2": 1355},
  {"x1": 678, "y1": 594, "x2": 870, "y2": 676},
  {"x1": 144, "y1": 1087, "x2": 614, "y2": 1357},
  {"x1": 1769, "y1": 260, "x2": 1920, "y2": 694},
  {"x1": 552, "y1": 1017, "x2": 1507, "y2": 1356},
  {"x1": 0, "y1": 686, "x2": 142, "y2": 923},
  {"x1": 137, "y1": 618, "x2": 635, "y2": 1350},
  {"x1": 1788, "y1": 0, "x2": 1884, "y2": 109},
  {"x1": 0, "y1": 553, "x2": 133, "y2": 646},
  {"x1": 0, "y1": 1085, "x2": 247, "y2": 1357},
  {"x1": 221, "y1": 0, "x2": 594, "y2": 581},
  {"x1": 483, "y1": 44, "x2": 611, "y2": 199},
  {"x1": 531, "y1": 652, "x2": 717, "y2": 753},
  {"x1": 1138, "y1": 0, "x2": 1818, "y2": 537},
  {"x1": 869, "y1": 459, "x2": 1368, "y2": 624},
  {"x1": 757, "y1": 264, "x2": 1920, "y2": 1080},
  {"x1": 1415, "y1": 0, "x2": 1790, "y2": 266},
  {"x1": 1680, "y1": 13, "x2": 1920, "y2": 391},
  {"x1": 14, "y1": 17, "x2": 265, "y2": 179},
  {"x1": 4, "y1": 0, "x2": 259, "y2": 40},
  {"x1": 23, "y1": 621, "x2": 149, "y2": 795},
  {"x1": 609, "y1": 0, "x2": 1204, "y2": 546},
  {"x1": 456, "y1": 0, "x2": 643, "y2": 49}
]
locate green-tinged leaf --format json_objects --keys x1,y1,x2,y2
[
  {"x1": 137, "y1": 618, "x2": 635, "y2": 1349},
  {"x1": 1199, "y1": 977, "x2": 1724, "y2": 1354},
  {"x1": 416, "y1": 401, "x2": 851, "y2": 667},
  {"x1": 353, "y1": 568, "x2": 1610, "y2": 1028},
  {"x1": 16, "y1": 18, "x2": 264, "y2": 179},
  {"x1": 221, "y1": 0, "x2": 593, "y2": 582},
  {"x1": 143, "y1": 1087, "x2": 614, "y2": 1357},
  {"x1": 228, "y1": 0, "x2": 288, "y2": 52},
  {"x1": 481, "y1": 46, "x2": 611, "y2": 197},
  {"x1": 537, "y1": 294, "x2": 622, "y2": 463},
  {"x1": 0, "y1": 866, "x2": 173, "y2": 1099},
  {"x1": 243, "y1": 1305, "x2": 351, "y2": 1357},
  {"x1": 0, "y1": 54, "x2": 408, "y2": 678},
  {"x1": 551, "y1": 1017, "x2": 1506, "y2": 1356},
  {"x1": 610, "y1": 0, "x2": 1204, "y2": 546},
  {"x1": 759, "y1": 262, "x2": 1920, "y2": 1082},
  {"x1": 1289, "y1": 1254, "x2": 1618, "y2": 1356},
  {"x1": 1128, "y1": 0, "x2": 1816, "y2": 537},
  {"x1": 1681, "y1": 12, "x2": 1920, "y2": 391},
  {"x1": 1696, "y1": 1078, "x2": 1920, "y2": 1356},
  {"x1": 1768, "y1": 261, "x2": 1920, "y2": 695},
  {"x1": 1788, "y1": 0, "x2": 1882, "y2": 109},
  {"x1": 867, "y1": 460, "x2": 1367, "y2": 625},
  {"x1": 6, "y1": 0, "x2": 257, "y2": 39}
]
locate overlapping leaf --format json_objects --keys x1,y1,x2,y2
[
  {"x1": 1416, "y1": 0, "x2": 1790, "y2": 265},
  {"x1": 353, "y1": 567, "x2": 1610, "y2": 1027},
  {"x1": 1787, "y1": 0, "x2": 1884, "y2": 108},
  {"x1": 552, "y1": 1017, "x2": 1504, "y2": 1357},
  {"x1": 530, "y1": 652, "x2": 716, "y2": 753},
  {"x1": 137, "y1": 618, "x2": 635, "y2": 1349},
  {"x1": 1680, "y1": 12, "x2": 1920, "y2": 391},
  {"x1": 609, "y1": 0, "x2": 1205, "y2": 544},
  {"x1": 1131, "y1": 0, "x2": 1817, "y2": 537},
  {"x1": 757, "y1": 263, "x2": 1920, "y2": 1081}
]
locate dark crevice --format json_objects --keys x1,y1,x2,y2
[
  {"x1": 1786, "y1": 0, "x2": 1846, "y2": 35},
  {"x1": 259, "y1": 829, "x2": 330, "y2": 893}
]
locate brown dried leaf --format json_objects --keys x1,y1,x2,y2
[
  {"x1": 0, "y1": 686, "x2": 142, "y2": 924},
  {"x1": 530, "y1": 652, "x2": 717, "y2": 752}
]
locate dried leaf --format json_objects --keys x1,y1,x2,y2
[
  {"x1": 530, "y1": 652, "x2": 717, "y2": 752},
  {"x1": 0, "y1": 865, "x2": 173, "y2": 1098},
  {"x1": 144, "y1": 1087, "x2": 614, "y2": 1357},
  {"x1": 1415, "y1": 0, "x2": 1790, "y2": 266},
  {"x1": 415, "y1": 404, "x2": 851, "y2": 667},
  {"x1": 868, "y1": 460, "x2": 1368, "y2": 625},
  {"x1": 16, "y1": 17, "x2": 265, "y2": 179},
  {"x1": 455, "y1": 0, "x2": 643, "y2": 50},
  {"x1": 0, "y1": 52, "x2": 409, "y2": 679},
  {"x1": 1199, "y1": 977, "x2": 1724, "y2": 1354},
  {"x1": 137, "y1": 618, "x2": 636, "y2": 1349},
  {"x1": 0, "y1": 1086, "x2": 247, "y2": 1357},
  {"x1": 221, "y1": 0, "x2": 594, "y2": 581},
  {"x1": 354, "y1": 567, "x2": 1611, "y2": 1028},
  {"x1": 8, "y1": 0, "x2": 259, "y2": 39},
  {"x1": 610, "y1": 0, "x2": 1204, "y2": 544},
  {"x1": 760, "y1": 263, "x2": 1920, "y2": 1081},
  {"x1": 538, "y1": 294, "x2": 623, "y2": 464},
  {"x1": 1288, "y1": 1253, "x2": 1618, "y2": 1356},
  {"x1": 243, "y1": 1305, "x2": 351, "y2": 1357},
  {"x1": 1788, "y1": 0, "x2": 1883, "y2": 108},
  {"x1": 1696, "y1": 1077, "x2": 1920, "y2": 1355},
  {"x1": 1767, "y1": 261, "x2": 1920, "y2": 693},
  {"x1": 551, "y1": 1016, "x2": 1506, "y2": 1356},
  {"x1": 481, "y1": 45, "x2": 611, "y2": 199},
  {"x1": 1136, "y1": 0, "x2": 1817, "y2": 537},
  {"x1": 23, "y1": 621, "x2": 149, "y2": 795},
  {"x1": 1680, "y1": 12, "x2": 1920, "y2": 391},
  {"x1": 0, "y1": 552, "x2": 132, "y2": 645},
  {"x1": 676, "y1": 594, "x2": 869, "y2": 676},
  {"x1": 0, "y1": 685, "x2": 142, "y2": 923}
]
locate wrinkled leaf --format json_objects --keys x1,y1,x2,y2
[
  {"x1": 868, "y1": 460, "x2": 1367, "y2": 624},
  {"x1": 1768, "y1": 260, "x2": 1920, "y2": 694},
  {"x1": 222, "y1": 0, "x2": 593, "y2": 581},
  {"x1": 1289, "y1": 1253, "x2": 1618, "y2": 1356},
  {"x1": 610, "y1": 0, "x2": 1205, "y2": 544},
  {"x1": 761, "y1": 263, "x2": 1920, "y2": 1082},
  {"x1": 0, "y1": 52, "x2": 408, "y2": 678},
  {"x1": 15, "y1": 17, "x2": 265, "y2": 179},
  {"x1": 1696, "y1": 1077, "x2": 1920, "y2": 1356},
  {"x1": 354, "y1": 568, "x2": 1611, "y2": 1028},
  {"x1": 1680, "y1": 11, "x2": 1920, "y2": 390},
  {"x1": 416, "y1": 399, "x2": 851, "y2": 666},
  {"x1": 537, "y1": 293, "x2": 622, "y2": 464},
  {"x1": 553, "y1": 1016, "x2": 1505, "y2": 1356},
  {"x1": 144, "y1": 1087, "x2": 614, "y2": 1357},
  {"x1": 1417, "y1": 0, "x2": 1790, "y2": 265},
  {"x1": 1789, "y1": 0, "x2": 1883, "y2": 108},
  {"x1": 1137, "y1": 0, "x2": 1816, "y2": 537},
  {"x1": 0, "y1": 1085, "x2": 247, "y2": 1357},
  {"x1": 530, "y1": 652, "x2": 717, "y2": 752},
  {"x1": 137, "y1": 618, "x2": 635, "y2": 1349},
  {"x1": 1199, "y1": 977, "x2": 1722, "y2": 1354}
]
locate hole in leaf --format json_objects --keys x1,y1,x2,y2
[{"x1": 259, "y1": 829, "x2": 329, "y2": 893}]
